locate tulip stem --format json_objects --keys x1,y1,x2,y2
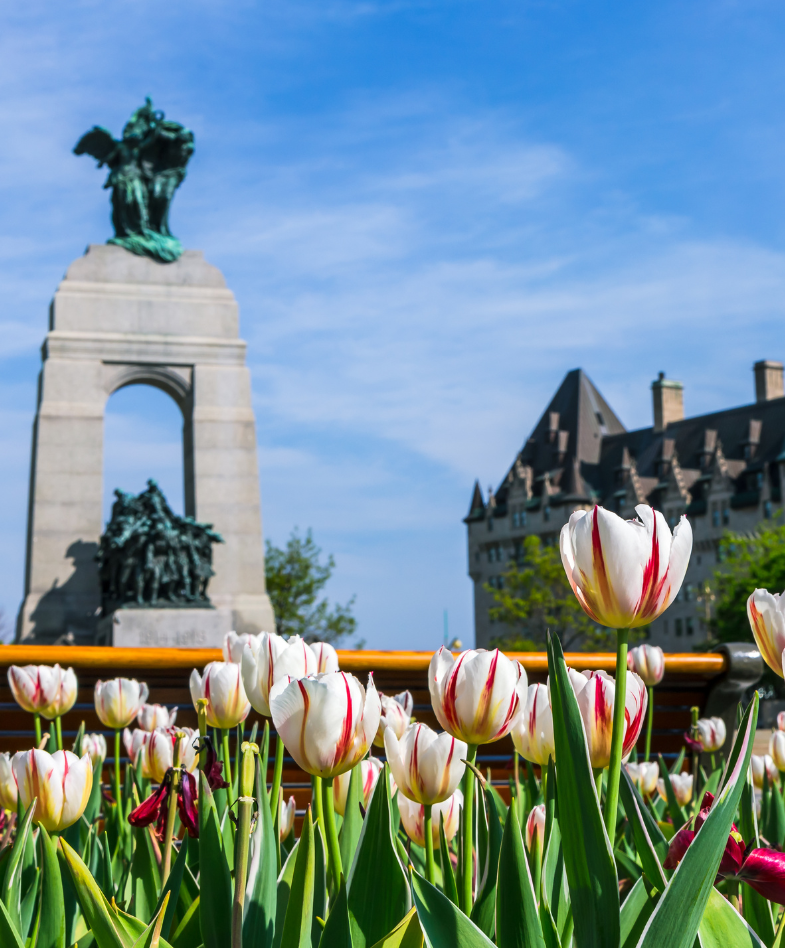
[
  {"x1": 55, "y1": 716, "x2": 63, "y2": 752},
  {"x1": 593, "y1": 768, "x2": 603, "y2": 802},
  {"x1": 323, "y1": 778, "x2": 343, "y2": 894},
  {"x1": 603, "y1": 628, "x2": 629, "y2": 839},
  {"x1": 161, "y1": 771, "x2": 179, "y2": 884},
  {"x1": 424, "y1": 804, "x2": 435, "y2": 884},
  {"x1": 114, "y1": 729, "x2": 122, "y2": 821},
  {"x1": 644, "y1": 687, "x2": 654, "y2": 762},
  {"x1": 270, "y1": 731, "x2": 285, "y2": 816},
  {"x1": 33, "y1": 714, "x2": 41, "y2": 746},
  {"x1": 460, "y1": 744, "x2": 478, "y2": 915},
  {"x1": 232, "y1": 743, "x2": 258, "y2": 948},
  {"x1": 221, "y1": 731, "x2": 235, "y2": 807}
]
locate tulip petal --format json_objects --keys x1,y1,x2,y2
[{"x1": 736, "y1": 848, "x2": 785, "y2": 904}]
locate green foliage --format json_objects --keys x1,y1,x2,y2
[
  {"x1": 265, "y1": 529, "x2": 359, "y2": 646},
  {"x1": 486, "y1": 534, "x2": 626, "y2": 651}
]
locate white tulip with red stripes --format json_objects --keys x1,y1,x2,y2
[
  {"x1": 8, "y1": 664, "x2": 78, "y2": 720},
  {"x1": 279, "y1": 795, "x2": 296, "y2": 841},
  {"x1": 223, "y1": 631, "x2": 257, "y2": 664},
  {"x1": 145, "y1": 727, "x2": 199, "y2": 783},
  {"x1": 565, "y1": 668, "x2": 647, "y2": 770},
  {"x1": 137, "y1": 703, "x2": 178, "y2": 732},
  {"x1": 95, "y1": 678, "x2": 150, "y2": 729},
  {"x1": 189, "y1": 662, "x2": 250, "y2": 729},
  {"x1": 270, "y1": 671, "x2": 380, "y2": 779},
  {"x1": 752, "y1": 754, "x2": 780, "y2": 789},
  {"x1": 333, "y1": 757, "x2": 383, "y2": 815},
  {"x1": 312, "y1": 642, "x2": 340, "y2": 674},
  {"x1": 627, "y1": 644, "x2": 665, "y2": 686},
  {"x1": 525, "y1": 804, "x2": 546, "y2": 852},
  {"x1": 240, "y1": 632, "x2": 318, "y2": 717},
  {"x1": 696, "y1": 716, "x2": 726, "y2": 753},
  {"x1": 428, "y1": 647, "x2": 527, "y2": 746},
  {"x1": 398, "y1": 789, "x2": 463, "y2": 848},
  {"x1": 0, "y1": 753, "x2": 17, "y2": 810},
  {"x1": 747, "y1": 588, "x2": 785, "y2": 678},
  {"x1": 560, "y1": 504, "x2": 692, "y2": 629},
  {"x1": 657, "y1": 772, "x2": 694, "y2": 806},
  {"x1": 385, "y1": 722, "x2": 467, "y2": 805},
  {"x1": 625, "y1": 761, "x2": 658, "y2": 796},
  {"x1": 12, "y1": 748, "x2": 93, "y2": 831},
  {"x1": 511, "y1": 683, "x2": 555, "y2": 766},
  {"x1": 81, "y1": 733, "x2": 107, "y2": 767},
  {"x1": 373, "y1": 690, "x2": 414, "y2": 747}
]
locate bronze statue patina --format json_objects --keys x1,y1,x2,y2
[
  {"x1": 74, "y1": 98, "x2": 194, "y2": 263},
  {"x1": 97, "y1": 480, "x2": 223, "y2": 613}
]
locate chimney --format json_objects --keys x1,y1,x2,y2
[
  {"x1": 754, "y1": 360, "x2": 784, "y2": 402},
  {"x1": 652, "y1": 372, "x2": 684, "y2": 432}
]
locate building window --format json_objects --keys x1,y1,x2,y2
[
  {"x1": 543, "y1": 506, "x2": 551, "y2": 522},
  {"x1": 684, "y1": 584, "x2": 693, "y2": 602},
  {"x1": 487, "y1": 517, "x2": 493, "y2": 532},
  {"x1": 722, "y1": 503, "x2": 730, "y2": 525},
  {"x1": 521, "y1": 510, "x2": 527, "y2": 527},
  {"x1": 675, "y1": 618, "x2": 683, "y2": 637},
  {"x1": 686, "y1": 617, "x2": 694, "y2": 636},
  {"x1": 711, "y1": 505, "x2": 720, "y2": 528},
  {"x1": 765, "y1": 500, "x2": 773, "y2": 519},
  {"x1": 512, "y1": 511, "x2": 519, "y2": 527}
]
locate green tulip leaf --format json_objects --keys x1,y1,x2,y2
[
  {"x1": 245, "y1": 756, "x2": 277, "y2": 948},
  {"x1": 59, "y1": 837, "x2": 128, "y2": 948},
  {"x1": 37, "y1": 827, "x2": 66, "y2": 948},
  {"x1": 339, "y1": 764, "x2": 364, "y2": 878},
  {"x1": 198, "y1": 772, "x2": 233, "y2": 948},
  {"x1": 618, "y1": 770, "x2": 667, "y2": 890},
  {"x1": 541, "y1": 818, "x2": 571, "y2": 945},
  {"x1": 438, "y1": 814, "x2": 458, "y2": 907},
  {"x1": 0, "y1": 897, "x2": 24, "y2": 948},
  {"x1": 280, "y1": 807, "x2": 316, "y2": 948},
  {"x1": 697, "y1": 887, "x2": 765, "y2": 947},
  {"x1": 636, "y1": 693, "x2": 759, "y2": 948},
  {"x1": 130, "y1": 823, "x2": 161, "y2": 925},
  {"x1": 131, "y1": 892, "x2": 170, "y2": 948},
  {"x1": 619, "y1": 877, "x2": 655, "y2": 948},
  {"x1": 318, "y1": 874, "x2": 352, "y2": 948},
  {"x1": 656, "y1": 756, "x2": 687, "y2": 831},
  {"x1": 495, "y1": 799, "x2": 546, "y2": 948},
  {"x1": 2, "y1": 799, "x2": 36, "y2": 935},
  {"x1": 313, "y1": 817, "x2": 327, "y2": 948},
  {"x1": 546, "y1": 631, "x2": 620, "y2": 948},
  {"x1": 471, "y1": 785, "x2": 504, "y2": 939},
  {"x1": 367, "y1": 907, "x2": 423, "y2": 948},
  {"x1": 170, "y1": 896, "x2": 201, "y2": 948},
  {"x1": 410, "y1": 868, "x2": 495, "y2": 948},
  {"x1": 275, "y1": 840, "x2": 300, "y2": 948},
  {"x1": 347, "y1": 765, "x2": 410, "y2": 948},
  {"x1": 150, "y1": 835, "x2": 188, "y2": 942}
]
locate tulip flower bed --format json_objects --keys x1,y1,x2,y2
[{"x1": 2, "y1": 504, "x2": 785, "y2": 948}]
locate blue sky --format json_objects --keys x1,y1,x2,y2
[{"x1": 2, "y1": 1, "x2": 785, "y2": 648}]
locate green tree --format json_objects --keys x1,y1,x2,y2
[
  {"x1": 265, "y1": 529, "x2": 359, "y2": 645},
  {"x1": 710, "y1": 517, "x2": 785, "y2": 644},
  {"x1": 486, "y1": 534, "x2": 623, "y2": 651}
]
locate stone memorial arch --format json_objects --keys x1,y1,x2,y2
[{"x1": 17, "y1": 244, "x2": 275, "y2": 645}]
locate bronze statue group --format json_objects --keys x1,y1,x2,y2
[{"x1": 97, "y1": 481, "x2": 223, "y2": 612}]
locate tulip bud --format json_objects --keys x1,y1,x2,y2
[
  {"x1": 511, "y1": 683, "x2": 555, "y2": 766},
  {"x1": 223, "y1": 631, "x2": 256, "y2": 664},
  {"x1": 748, "y1": 589, "x2": 785, "y2": 678},
  {"x1": 560, "y1": 505, "x2": 692, "y2": 628},
  {"x1": 656, "y1": 772, "x2": 694, "y2": 807},
  {"x1": 280, "y1": 795, "x2": 296, "y2": 841},
  {"x1": 123, "y1": 727, "x2": 150, "y2": 767},
  {"x1": 95, "y1": 678, "x2": 149, "y2": 729},
  {"x1": 752, "y1": 754, "x2": 780, "y2": 789},
  {"x1": 81, "y1": 733, "x2": 107, "y2": 767},
  {"x1": 429, "y1": 647, "x2": 527, "y2": 745},
  {"x1": 312, "y1": 642, "x2": 340, "y2": 674},
  {"x1": 8, "y1": 664, "x2": 78, "y2": 720},
  {"x1": 695, "y1": 717, "x2": 726, "y2": 753},
  {"x1": 525, "y1": 804, "x2": 546, "y2": 852},
  {"x1": 12, "y1": 748, "x2": 93, "y2": 831},
  {"x1": 189, "y1": 662, "x2": 250, "y2": 729},
  {"x1": 270, "y1": 671, "x2": 380, "y2": 779},
  {"x1": 137, "y1": 703, "x2": 178, "y2": 732},
  {"x1": 373, "y1": 691, "x2": 414, "y2": 748},
  {"x1": 385, "y1": 723, "x2": 467, "y2": 805},
  {"x1": 145, "y1": 727, "x2": 198, "y2": 783},
  {"x1": 627, "y1": 645, "x2": 665, "y2": 687},
  {"x1": 398, "y1": 790, "x2": 463, "y2": 848},
  {"x1": 333, "y1": 758, "x2": 383, "y2": 816},
  {"x1": 771, "y1": 732, "x2": 785, "y2": 773},
  {"x1": 0, "y1": 753, "x2": 17, "y2": 810},
  {"x1": 778, "y1": 712, "x2": 785, "y2": 732},
  {"x1": 240, "y1": 633, "x2": 317, "y2": 717},
  {"x1": 625, "y1": 761, "x2": 658, "y2": 796},
  {"x1": 565, "y1": 668, "x2": 647, "y2": 770}
]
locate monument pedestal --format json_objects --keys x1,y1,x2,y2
[
  {"x1": 97, "y1": 607, "x2": 233, "y2": 649},
  {"x1": 18, "y1": 244, "x2": 275, "y2": 643}
]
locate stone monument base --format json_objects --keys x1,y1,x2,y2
[{"x1": 97, "y1": 608, "x2": 233, "y2": 649}]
